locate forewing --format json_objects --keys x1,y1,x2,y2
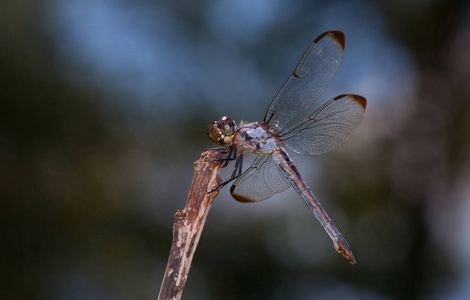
[
  {"x1": 264, "y1": 31, "x2": 345, "y2": 131},
  {"x1": 230, "y1": 155, "x2": 291, "y2": 202},
  {"x1": 281, "y1": 94, "x2": 366, "y2": 155}
]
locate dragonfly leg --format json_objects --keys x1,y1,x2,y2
[
  {"x1": 205, "y1": 146, "x2": 231, "y2": 152},
  {"x1": 208, "y1": 151, "x2": 244, "y2": 193},
  {"x1": 209, "y1": 147, "x2": 237, "y2": 167}
]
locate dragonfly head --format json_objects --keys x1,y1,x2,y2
[{"x1": 207, "y1": 116, "x2": 237, "y2": 145}]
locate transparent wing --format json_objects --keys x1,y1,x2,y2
[
  {"x1": 264, "y1": 31, "x2": 345, "y2": 131},
  {"x1": 280, "y1": 94, "x2": 366, "y2": 155},
  {"x1": 230, "y1": 155, "x2": 291, "y2": 202}
]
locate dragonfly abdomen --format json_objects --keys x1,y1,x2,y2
[{"x1": 272, "y1": 148, "x2": 356, "y2": 264}]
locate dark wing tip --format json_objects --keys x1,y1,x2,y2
[
  {"x1": 230, "y1": 184, "x2": 253, "y2": 203},
  {"x1": 350, "y1": 94, "x2": 367, "y2": 110},
  {"x1": 334, "y1": 94, "x2": 367, "y2": 110},
  {"x1": 314, "y1": 31, "x2": 345, "y2": 50}
]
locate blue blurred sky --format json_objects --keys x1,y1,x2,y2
[{"x1": 48, "y1": 0, "x2": 414, "y2": 118}]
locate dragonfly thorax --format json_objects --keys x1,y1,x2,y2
[{"x1": 234, "y1": 122, "x2": 280, "y2": 154}]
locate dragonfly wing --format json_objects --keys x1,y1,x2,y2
[
  {"x1": 264, "y1": 31, "x2": 345, "y2": 131},
  {"x1": 281, "y1": 94, "x2": 366, "y2": 155},
  {"x1": 230, "y1": 154, "x2": 291, "y2": 202}
]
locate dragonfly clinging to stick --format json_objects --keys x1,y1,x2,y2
[{"x1": 207, "y1": 31, "x2": 366, "y2": 264}]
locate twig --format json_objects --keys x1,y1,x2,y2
[{"x1": 158, "y1": 150, "x2": 223, "y2": 300}]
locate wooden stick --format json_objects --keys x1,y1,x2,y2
[{"x1": 158, "y1": 150, "x2": 223, "y2": 300}]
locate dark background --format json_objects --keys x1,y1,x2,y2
[{"x1": 2, "y1": 0, "x2": 470, "y2": 299}]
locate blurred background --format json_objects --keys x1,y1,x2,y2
[{"x1": 2, "y1": 0, "x2": 470, "y2": 299}]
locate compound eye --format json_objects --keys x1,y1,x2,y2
[{"x1": 218, "y1": 116, "x2": 235, "y2": 136}]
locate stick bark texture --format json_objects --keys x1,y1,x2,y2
[{"x1": 158, "y1": 150, "x2": 223, "y2": 300}]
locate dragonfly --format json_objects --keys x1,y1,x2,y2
[{"x1": 207, "y1": 31, "x2": 366, "y2": 264}]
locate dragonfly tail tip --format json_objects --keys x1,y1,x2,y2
[{"x1": 334, "y1": 239, "x2": 356, "y2": 265}]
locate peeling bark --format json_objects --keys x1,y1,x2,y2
[{"x1": 158, "y1": 150, "x2": 223, "y2": 300}]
